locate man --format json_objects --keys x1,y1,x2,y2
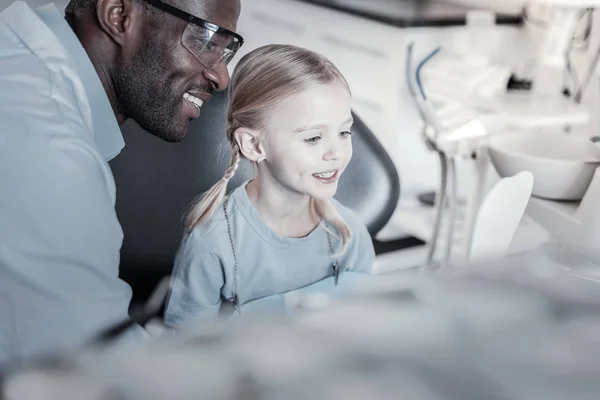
[{"x1": 0, "y1": 0, "x2": 242, "y2": 364}]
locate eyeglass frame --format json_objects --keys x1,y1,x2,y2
[{"x1": 139, "y1": 0, "x2": 245, "y2": 50}]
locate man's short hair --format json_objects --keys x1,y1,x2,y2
[
  {"x1": 64, "y1": 0, "x2": 97, "y2": 17},
  {"x1": 64, "y1": 0, "x2": 158, "y2": 18}
]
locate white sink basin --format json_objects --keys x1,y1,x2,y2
[{"x1": 487, "y1": 132, "x2": 600, "y2": 201}]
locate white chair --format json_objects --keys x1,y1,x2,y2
[{"x1": 468, "y1": 170, "x2": 534, "y2": 263}]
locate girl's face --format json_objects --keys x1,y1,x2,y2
[{"x1": 260, "y1": 80, "x2": 353, "y2": 200}]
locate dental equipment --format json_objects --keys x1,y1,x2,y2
[
  {"x1": 527, "y1": 0, "x2": 599, "y2": 98},
  {"x1": 414, "y1": 0, "x2": 600, "y2": 273},
  {"x1": 408, "y1": 41, "x2": 515, "y2": 269},
  {"x1": 406, "y1": 43, "x2": 456, "y2": 270},
  {"x1": 486, "y1": 0, "x2": 600, "y2": 271},
  {"x1": 491, "y1": 132, "x2": 600, "y2": 265},
  {"x1": 419, "y1": 3, "x2": 592, "y2": 132}
]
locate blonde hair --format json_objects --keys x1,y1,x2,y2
[{"x1": 185, "y1": 44, "x2": 352, "y2": 252}]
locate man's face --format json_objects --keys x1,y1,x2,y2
[
  {"x1": 260, "y1": 81, "x2": 354, "y2": 200},
  {"x1": 113, "y1": 0, "x2": 241, "y2": 142}
]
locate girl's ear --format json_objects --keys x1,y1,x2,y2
[{"x1": 234, "y1": 127, "x2": 265, "y2": 162}]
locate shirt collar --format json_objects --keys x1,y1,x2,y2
[{"x1": 34, "y1": 3, "x2": 125, "y2": 161}]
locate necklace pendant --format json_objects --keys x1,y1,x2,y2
[
  {"x1": 332, "y1": 260, "x2": 340, "y2": 286},
  {"x1": 229, "y1": 294, "x2": 240, "y2": 313}
]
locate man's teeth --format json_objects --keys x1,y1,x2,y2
[
  {"x1": 183, "y1": 92, "x2": 203, "y2": 109},
  {"x1": 314, "y1": 171, "x2": 336, "y2": 179}
]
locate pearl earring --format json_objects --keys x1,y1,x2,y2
[{"x1": 256, "y1": 156, "x2": 264, "y2": 164}]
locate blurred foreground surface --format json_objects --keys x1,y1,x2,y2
[{"x1": 3, "y1": 252, "x2": 600, "y2": 400}]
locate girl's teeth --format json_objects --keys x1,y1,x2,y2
[{"x1": 315, "y1": 171, "x2": 335, "y2": 179}]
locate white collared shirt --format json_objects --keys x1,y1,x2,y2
[{"x1": 0, "y1": 1, "x2": 146, "y2": 364}]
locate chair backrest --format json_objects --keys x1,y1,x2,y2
[
  {"x1": 110, "y1": 90, "x2": 399, "y2": 297},
  {"x1": 468, "y1": 171, "x2": 533, "y2": 263}
]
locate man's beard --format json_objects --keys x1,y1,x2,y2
[{"x1": 113, "y1": 40, "x2": 188, "y2": 143}]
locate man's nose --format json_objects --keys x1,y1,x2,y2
[{"x1": 202, "y1": 62, "x2": 230, "y2": 92}]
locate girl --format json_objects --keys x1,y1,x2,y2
[{"x1": 164, "y1": 44, "x2": 375, "y2": 327}]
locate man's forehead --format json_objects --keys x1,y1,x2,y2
[{"x1": 173, "y1": 0, "x2": 241, "y2": 31}]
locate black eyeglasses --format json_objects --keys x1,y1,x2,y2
[{"x1": 141, "y1": 0, "x2": 244, "y2": 68}]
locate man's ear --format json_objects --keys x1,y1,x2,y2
[
  {"x1": 234, "y1": 127, "x2": 265, "y2": 162},
  {"x1": 96, "y1": 0, "x2": 139, "y2": 46}
]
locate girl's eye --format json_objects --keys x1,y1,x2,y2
[
  {"x1": 304, "y1": 136, "x2": 321, "y2": 145},
  {"x1": 340, "y1": 131, "x2": 352, "y2": 138}
]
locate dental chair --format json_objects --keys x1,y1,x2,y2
[{"x1": 110, "y1": 90, "x2": 402, "y2": 308}]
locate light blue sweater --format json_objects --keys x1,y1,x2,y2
[{"x1": 164, "y1": 183, "x2": 375, "y2": 327}]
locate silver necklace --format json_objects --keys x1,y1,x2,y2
[{"x1": 223, "y1": 195, "x2": 340, "y2": 312}]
